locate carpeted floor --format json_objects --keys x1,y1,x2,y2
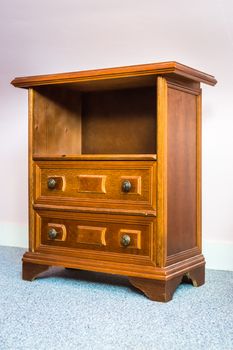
[{"x1": 0, "y1": 246, "x2": 232, "y2": 350}]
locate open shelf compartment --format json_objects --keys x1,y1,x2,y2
[{"x1": 32, "y1": 82, "x2": 157, "y2": 158}]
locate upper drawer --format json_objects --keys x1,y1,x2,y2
[{"x1": 34, "y1": 160, "x2": 156, "y2": 213}]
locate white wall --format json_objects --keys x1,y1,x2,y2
[{"x1": 0, "y1": 0, "x2": 232, "y2": 270}]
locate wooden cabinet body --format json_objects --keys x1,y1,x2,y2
[{"x1": 12, "y1": 62, "x2": 216, "y2": 301}]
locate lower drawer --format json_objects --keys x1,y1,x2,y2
[{"x1": 35, "y1": 210, "x2": 155, "y2": 260}]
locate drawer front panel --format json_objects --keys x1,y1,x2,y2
[
  {"x1": 36, "y1": 210, "x2": 154, "y2": 259},
  {"x1": 34, "y1": 161, "x2": 156, "y2": 211}
]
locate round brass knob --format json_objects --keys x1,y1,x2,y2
[
  {"x1": 48, "y1": 228, "x2": 58, "y2": 239},
  {"x1": 47, "y1": 178, "x2": 57, "y2": 189},
  {"x1": 122, "y1": 180, "x2": 132, "y2": 193},
  {"x1": 121, "y1": 234, "x2": 131, "y2": 247}
]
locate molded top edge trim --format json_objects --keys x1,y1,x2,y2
[{"x1": 11, "y1": 61, "x2": 217, "y2": 88}]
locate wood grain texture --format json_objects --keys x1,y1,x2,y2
[
  {"x1": 38, "y1": 210, "x2": 153, "y2": 257},
  {"x1": 129, "y1": 275, "x2": 183, "y2": 302},
  {"x1": 33, "y1": 154, "x2": 157, "y2": 161},
  {"x1": 33, "y1": 86, "x2": 82, "y2": 155},
  {"x1": 156, "y1": 77, "x2": 168, "y2": 267},
  {"x1": 47, "y1": 223, "x2": 67, "y2": 241},
  {"x1": 47, "y1": 176, "x2": 65, "y2": 191},
  {"x1": 22, "y1": 261, "x2": 50, "y2": 281},
  {"x1": 76, "y1": 225, "x2": 107, "y2": 246},
  {"x1": 28, "y1": 89, "x2": 35, "y2": 252},
  {"x1": 82, "y1": 87, "x2": 156, "y2": 154},
  {"x1": 32, "y1": 86, "x2": 156, "y2": 156},
  {"x1": 13, "y1": 61, "x2": 216, "y2": 301},
  {"x1": 129, "y1": 263, "x2": 205, "y2": 301},
  {"x1": 119, "y1": 229, "x2": 142, "y2": 249},
  {"x1": 196, "y1": 94, "x2": 202, "y2": 251},
  {"x1": 166, "y1": 83, "x2": 198, "y2": 257},
  {"x1": 182, "y1": 265, "x2": 205, "y2": 287},
  {"x1": 120, "y1": 176, "x2": 141, "y2": 195},
  {"x1": 22, "y1": 249, "x2": 205, "y2": 280},
  {"x1": 77, "y1": 175, "x2": 106, "y2": 193},
  {"x1": 33, "y1": 203, "x2": 156, "y2": 217},
  {"x1": 11, "y1": 61, "x2": 217, "y2": 88},
  {"x1": 34, "y1": 160, "x2": 156, "y2": 212}
]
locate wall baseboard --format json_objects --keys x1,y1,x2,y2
[
  {"x1": 0, "y1": 222, "x2": 28, "y2": 249},
  {"x1": 202, "y1": 240, "x2": 233, "y2": 271},
  {"x1": 0, "y1": 222, "x2": 232, "y2": 271}
]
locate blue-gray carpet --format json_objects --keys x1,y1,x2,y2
[{"x1": 0, "y1": 246, "x2": 232, "y2": 350}]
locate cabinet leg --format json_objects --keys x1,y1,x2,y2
[
  {"x1": 129, "y1": 265, "x2": 205, "y2": 302},
  {"x1": 182, "y1": 265, "x2": 205, "y2": 287},
  {"x1": 22, "y1": 261, "x2": 50, "y2": 281},
  {"x1": 129, "y1": 275, "x2": 183, "y2": 302}
]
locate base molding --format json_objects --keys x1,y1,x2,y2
[
  {"x1": 22, "y1": 251, "x2": 205, "y2": 301},
  {"x1": 22, "y1": 250, "x2": 205, "y2": 279}
]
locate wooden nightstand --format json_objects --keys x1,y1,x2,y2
[{"x1": 12, "y1": 62, "x2": 217, "y2": 301}]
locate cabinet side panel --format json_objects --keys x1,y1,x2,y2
[{"x1": 167, "y1": 86, "x2": 198, "y2": 256}]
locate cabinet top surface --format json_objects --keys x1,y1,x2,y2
[{"x1": 11, "y1": 61, "x2": 217, "y2": 88}]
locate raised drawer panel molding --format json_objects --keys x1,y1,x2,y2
[
  {"x1": 76, "y1": 225, "x2": 107, "y2": 246},
  {"x1": 120, "y1": 176, "x2": 141, "y2": 195},
  {"x1": 47, "y1": 223, "x2": 67, "y2": 241},
  {"x1": 119, "y1": 229, "x2": 141, "y2": 249},
  {"x1": 13, "y1": 61, "x2": 217, "y2": 301},
  {"x1": 47, "y1": 176, "x2": 65, "y2": 191},
  {"x1": 77, "y1": 175, "x2": 106, "y2": 193}
]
